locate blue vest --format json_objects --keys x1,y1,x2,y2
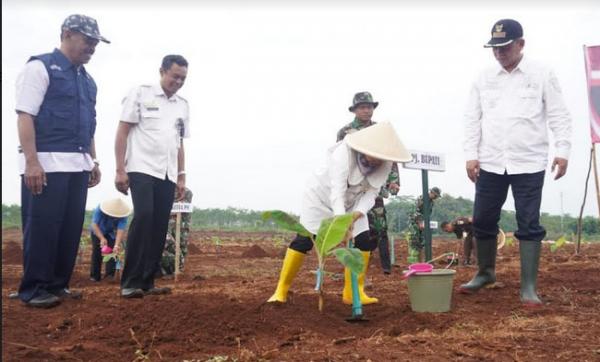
[{"x1": 29, "y1": 48, "x2": 97, "y2": 153}]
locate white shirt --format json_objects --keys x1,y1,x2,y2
[
  {"x1": 15, "y1": 59, "x2": 94, "y2": 174},
  {"x1": 120, "y1": 84, "x2": 190, "y2": 182},
  {"x1": 463, "y1": 57, "x2": 572, "y2": 175},
  {"x1": 300, "y1": 141, "x2": 392, "y2": 236}
]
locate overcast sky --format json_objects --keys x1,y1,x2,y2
[{"x1": 2, "y1": 1, "x2": 600, "y2": 218}]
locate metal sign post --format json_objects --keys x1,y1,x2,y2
[
  {"x1": 171, "y1": 202, "x2": 193, "y2": 282},
  {"x1": 403, "y1": 150, "x2": 446, "y2": 262}
]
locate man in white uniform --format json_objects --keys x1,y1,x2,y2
[
  {"x1": 461, "y1": 19, "x2": 571, "y2": 307},
  {"x1": 268, "y1": 122, "x2": 411, "y2": 305},
  {"x1": 115, "y1": 55, "x2": 190, "y2": 298}
]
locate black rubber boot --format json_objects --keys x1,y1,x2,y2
[
  {"x1": 459, "y1": 238, "x2": 496, "y2": 293},
  {"x1": 378, "y1": 233, "x2": 391, "y2": 274},
  {"x1": 520, "y1": 240, "x2": 542, "y2": 307}
]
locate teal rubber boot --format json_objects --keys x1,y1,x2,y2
[
  {"x1": 519, "y1": 240, "x2": 543, "y2": 307},
  {"x1": 459, "y1": 238, "x2": 496, "y2": 293}
]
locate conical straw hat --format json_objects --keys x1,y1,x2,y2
[
  {"x1": 100, "y1": 198, "x2": 132, "y2": 218},
  {"x1": 344, "y1": 122, "x2": 412, "y2": 162}
]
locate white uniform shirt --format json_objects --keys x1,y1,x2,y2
[
  {"x1": 120, "y1": 84, "x2": 190, "y2": 182},
  {"x1": 300, "y1": 141, "x2": 392, "y2": 236},
  {"x1": 463, "y1": 57, "x2": 572, "y2": 175},
  {"x1": 15, "y1": 59, "x2": 94, "y2": 174}
]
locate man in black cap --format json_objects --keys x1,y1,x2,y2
[
  {"x1": 462, "y1": 19, "x2": 572, "y2": 307},
  {"x1": 13, "y1": 14, "x2": 109, "y2": 308},
  {"x1": 337, "y1": 92, "x2": 400, "y2": 274}
]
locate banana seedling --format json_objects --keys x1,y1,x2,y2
[
  {"x1": 262, "y1": 210, "x2": 363, "y2": 312},
  {"x1": 103, "y1": 251, "x2": 125, "y2": 280}
]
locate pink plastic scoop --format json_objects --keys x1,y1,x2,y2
[
  {"x1": 101, "y1": 245, "x2": 113, "y2": 255},
  {"x1": 402, "y1": 263, "x2": 433, "y2": 279}
]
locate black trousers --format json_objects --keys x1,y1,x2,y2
[
  {"x1": 90, "y1": 234, "x2": 116, "y2": 280},
  {"x1": 289, "y1": 230, "x2": 376, "y2": 253},
  {"x1": 121, "y1": 173, "x2": 175, "y2": 290},
  {"x1": 19, "y1": 172, "x2": 89, "y2": 302},
  {"x1": 473, "y1": 169, "x2": 546, "y2": 242}
]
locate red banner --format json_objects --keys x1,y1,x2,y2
[{"x1": 584, "y1": 45, "x2": 600, "y2": 143}]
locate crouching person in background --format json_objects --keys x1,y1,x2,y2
[
  {"x1": 90, "y1": 198, "x2": 131, "y2": 281},
  {"x1": 159, "y1": 187, "x2": 193, "y2": 277}
]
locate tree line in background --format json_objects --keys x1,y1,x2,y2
[{"x1": 3, "y1": 194, "x2": 599, "y2": 241}]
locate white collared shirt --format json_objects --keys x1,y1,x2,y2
[
  {"x1": 300, "y1": 141, "x2": 392, "y2": 236},
  {"x1": 120, "y1": 84, "x2": 190, "y2": 182},
  {"x1": 463, "y1": 57, "x2": 572, "y2": 175},
  {"x1": 15, "y1": 59, "x2": 94, "y2": 174}
]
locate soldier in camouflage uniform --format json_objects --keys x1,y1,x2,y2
[
  {"x1": 159, "y1": 187, "x2": 193, "y2": 276},
  {"x1": 407, "y1": 187, "x2": 441, "y2": 262},
  {"x1": 337, "y1": 91, "x2": 400, "y2": 274}
]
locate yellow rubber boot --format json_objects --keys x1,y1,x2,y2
[
  {"x1": 342, "y1": 251, "x2": 379, "y2": 305},
  {"x1": 267, "y1": 248, "x2": 305, "y2": 303}
]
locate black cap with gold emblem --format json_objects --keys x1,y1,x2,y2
[{"x1": 484, "y1": 19, "x2": 523, "y2": 48}]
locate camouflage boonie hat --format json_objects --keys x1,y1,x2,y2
[
  {"x1": 430, "y1": 187, "x2": 442, "y2": 198},
  {"x1": 62, "y1": 14, "x2": 110, "y2": 43},
  {"x1": 348, "y1": 91, "x2": 379, "y2": 112}
]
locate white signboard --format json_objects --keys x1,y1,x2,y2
[
  {"x1": 171, "y1": 202, "x2": 193, "y2": 213},
  {"x1": 430, "y1": 221, "x2": 438, "y2": 229},
  {"x1": 403, "y1": 150, "x2": 446, "y2": 172}
]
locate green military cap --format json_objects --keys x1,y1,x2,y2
[
  {"x1": 430, "y1": 187, "x2": 442, "y2": 198},
  {"x1": 348, "y1": 91, "x2": 379, "y2": 112}
]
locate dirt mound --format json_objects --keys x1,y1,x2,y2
[
  {"x1": 2, "y1": 241, "x2": 22, "y2": 265},
  {"x1": 187, "y1": 243, "x2": 201, "y2": 254},
  {"x1": 241, "y1": 244, "x2": 269, "y2": 258}
]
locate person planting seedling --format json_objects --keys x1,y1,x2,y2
[
  {"x1": 266, "y1": 122, "x2": 411, "y2": 306},
  {"x1": 90, "y1": 198, "x2": 131, "y2": 282},
  {"x1": 263, "y1": 210, "x2": 361, "y2": 311}
]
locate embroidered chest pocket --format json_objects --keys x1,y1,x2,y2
[
  {"x1": 140, "y1": 104, "x2": 162, "y2": 130},
  {"x1": 516, "y1": 89, "x2": 542, "y2": 116}
]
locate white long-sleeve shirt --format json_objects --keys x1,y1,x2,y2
[
  {"x1": 463, "y1": 57, "x2": 572, "y2": 175},
  {"x1": 300, "y1": 141, "x2": 392, "y2": 236}
]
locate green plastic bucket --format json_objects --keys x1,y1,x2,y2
[{"x1": 407, "y1": 269, "x2": 456, "y2": 312}]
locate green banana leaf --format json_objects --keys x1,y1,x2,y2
[
  {"x1": 262, "y1": 210, "x2": 312, "y2": 237},
  {"x1": 332, "y1": 247, "x2": 363, "y2": 274},
  {"x1": 314, "y1": 213, "x2": 354, "y2": 257},
  {"x1": 102, "y1": 253, "x2": 116, "y2": 263}
]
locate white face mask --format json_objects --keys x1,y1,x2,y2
[{"x1": 356, "y1": 153, "x2": 378, "y2": 175}]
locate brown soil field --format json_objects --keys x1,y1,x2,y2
[{"x1": 2, "y1": 228, "x2": 600, "y2": 361}]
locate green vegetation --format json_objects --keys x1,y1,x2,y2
[
  {"x1": 262, "y1": 210, "x2": 362, "y2": 311},
  {"x1": 3, "y1": 195, "x2": 599, "y2": 241}
]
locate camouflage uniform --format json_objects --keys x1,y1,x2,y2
[
  {"x1": 337, "y1": 109, "x2": 400, "y2": 273},
  {"x1": 408, "y1": 187, "x2": 441, "y2": 255},
  {"x1": 159, "y1": 188, "x2": 193, "y2": 275}
]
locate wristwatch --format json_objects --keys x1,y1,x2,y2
[{"x1": 92, "y1": 158, "x2": 100, "y2": 166}]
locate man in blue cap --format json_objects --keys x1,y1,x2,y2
[
  {"x1": 14, "y1": 14, "x2": 109, "y2": 308},
  {"x1": 462, "y1": 19, "x2": 572, "y2": 307}
]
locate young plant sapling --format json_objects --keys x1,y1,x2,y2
[{"x1": 262, "y1": 210, "x2": 363, "y2": 311}]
